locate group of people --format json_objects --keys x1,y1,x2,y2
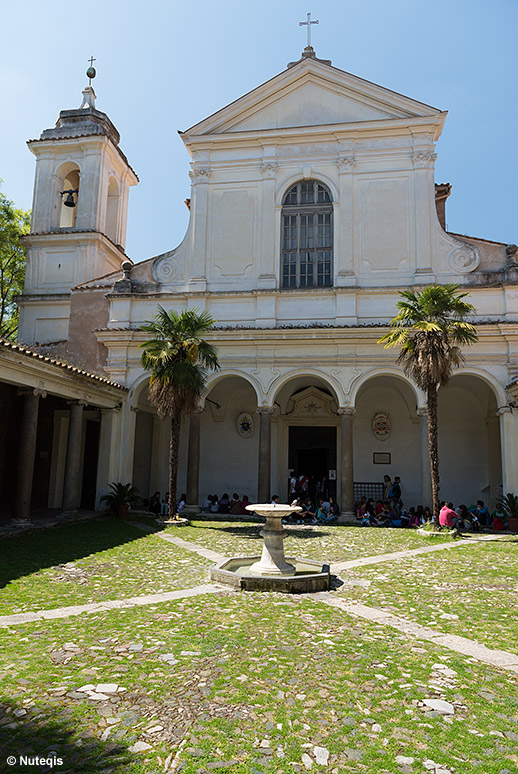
[
  {"x1": 148, "y1": 491, "x2": 186, "y2": 516},
  {"x1": 357, "y1": 475, "x2": 508, "y2": 532},
  {"x1": 200, "y1": 493, "x2": 251, "y2": 515},
  {"x1": 439, "y1": 500, "x2": 508, "y2": 532},
  {"x1": 288, "y1": 471, "x2": 331, "y2": 503}
]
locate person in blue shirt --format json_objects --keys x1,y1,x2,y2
[{"x1": 469, "y1": 500, "x2": 490, "y2": 527}]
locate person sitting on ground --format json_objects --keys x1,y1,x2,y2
[
  {"x1": 456, "y1": 504, "x2": 471, "y2": 531},
  {"x1": 408, "y1": 507, "x2": 420, "y2": 529},
  {"x1": 300, "y1": 497, "x2": 316, "y2": 524},
  {"x1": 362, "y1": 498, "x2": 381, "y2": 526},
  {"x1": 177, "y1": 493, "x2": 187, "y2": 514},
  {"x1": 423, "y1": 506, "x2": 432, "y2": 523},
  {"x1": 439, "y1": 502, "x2": 458, "y2": 530},
  {"x1": 469, "y1": 500, "x2": 490, "y2": 528},
  {"x1": 161, "y1": 491, "x2": 170, "y2": 516},
  {"x1": 218, "y1": 493, "x2": 230, "y2": 513},
  {"x1": 149, "y1": 491, "x2": 161, "y2": 515},
  {"x1": 201, "y1": 494, "x2": 213, "y2": 512},
  {"x1": 240, "y1": 495, "x2": 250, "y2": 515},
  {"x1": 228, "y1": 493, "x2": 242, "y2": 515},
  {"x1": 492, "y1": 503, "x2": 507, "y2": 531},
  {"x1": 313, "y1": 496, "x2": 331, "y2": 524},
  {"x1": 355, "y1": 496, "x2": 367, "y2": 521},
  {"x1": 416, "y1": 505, "x2": 425, "y2": 524},
  {"x1": 209, "y1": 494, "x2": 219, "y2": 513},
  {"x1": 271, "y1": 494, "x2": 280, "y2": 505},
  {"x1": 375, "y1": 499, "x2": 384, "y2": 515},
  {"x1": 329, "y1": 496, "x2": 340, "y2": 519}
]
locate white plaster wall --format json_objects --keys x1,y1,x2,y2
[
  {"x1": 354, "y1": 383, "x2": 421, "y2": 507},
  {"x1": 437, "y1": 384, "x2": 491, "y2": 508},
  {"x1": 199, "y1": 381, "x2": 259, "y2": 501}
]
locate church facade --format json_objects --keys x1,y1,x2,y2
[{"x1": 2, "y1": 47, "x2": 518, "y2": 520}]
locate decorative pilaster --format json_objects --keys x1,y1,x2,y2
[
  {"x1": 257, "y1": 407, "x2": 274, "y2": 503},
  {"x1": 14, "y1": 388, "x2": 46, "y2": 523},
  {"x1": 338, "y1": 407, "x2": 355, "y2": 514},
  {"x1": 498, "y1": 407, "x2": 518, "y2": 495},
  {"x1": 186, "y1": 409, "x2": 202, "y2": 510},
  {"x1": 61, "y1": 401, "x2": 86, "y2": 516}
]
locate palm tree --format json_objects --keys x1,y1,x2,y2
[
  {"x1": 140, "y1": 306, "x2": 219, "y2": 518},
  {"x1": 378, "y1": 284, "x2": 478, "y2": 526}
]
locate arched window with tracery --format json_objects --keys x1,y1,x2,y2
[{"x1": 281, "y1": 180, "x2": 333, "y2": 288}]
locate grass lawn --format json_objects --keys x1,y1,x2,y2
[
  {"x1": 0, "y1": 518, "x2": 516, "y2": 773},
  {"x1": 174, "y1": 519, "x2": 452, "y2": 564},
  {"x1": 343, "y1": 536, "x2": 518, "y2": 655},
  {"x1": 0, "y1": 519, "x2": 211, "y2": 614}
]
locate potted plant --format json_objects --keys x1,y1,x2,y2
[
  {"x1": 100, "y1": 482, "x2": 140, "y2": 518},
  {"x1": 499, "y1": 492, "x2": 518, "y2": 532}
]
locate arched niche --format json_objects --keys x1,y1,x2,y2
[
  {"x1": 56, "y1": 162, "x2": 81, "y2": 228},
  {"x1": 437, "y1": 373, "x2": 501, "y2": 508},
  {"x1": 354, "y1": 374, "x2": 422, "y2": 506},
  {"x1": 105, "y1": 176, "x2": 120, "y2": 244},
  {"x1": 200, "y1": 375, "x2": 260, "y2": 500}
]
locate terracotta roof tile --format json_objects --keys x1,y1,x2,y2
[{"x1": 0, "y1": 338, "x2": 127, "y2": 390}]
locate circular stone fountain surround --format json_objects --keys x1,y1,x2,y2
[{"x1": 209, "y1": 503, "x2": 330, "y2": 593}]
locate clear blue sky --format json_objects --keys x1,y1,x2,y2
[{"x1": 1, "y1": 0, "x2": 516, "y2": 263}]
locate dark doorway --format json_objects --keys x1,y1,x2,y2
[
  {"x1": 81, "y1": 419, "x2": 100, "y2": 509},
  {"x1": 288, "y1": 426, "x2": 337, "y2": 499}
]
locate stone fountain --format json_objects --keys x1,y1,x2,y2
[{"x1": 209, "y1": 503, "x2": 330, "y2": 593}]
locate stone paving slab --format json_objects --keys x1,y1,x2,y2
[
  {"x1": 157, "y1": 533, "x2": 226, "y2": 563},
  {"x1": 331, "y1": 534, "x2": 504, "y2": 572},
  {"x1": 315, "y1": 594, "x2": 518, "y2": 673},
  {"x1": 0, "y1": 584, "x2": 220, "y2": 628}
]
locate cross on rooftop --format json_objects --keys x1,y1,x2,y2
[
  {"x1": 299, "y1": 12, "x2": 319, "y2": 47},
  {"x1": 88, "y1": 56, "x2": 96, "y2": 68}
]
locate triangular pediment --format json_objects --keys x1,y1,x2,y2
[{"x1": 183, "y1": 58, "x2": 443, "y2": 138}]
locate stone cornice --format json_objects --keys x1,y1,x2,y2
[{"x1": 183, "y1": 114, "x2": 447, "y2": 151}]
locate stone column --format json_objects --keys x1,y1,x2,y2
[
  {"x1": 186, "y1": 409, "x2": 202, "y2": 510},
  {"x1": 338, "y1": 407, "x2": 355, "y2": 515},
  {"x1": 257, "y1": 407, "x2": 273, "y2": 503},
  {"x1": 417, "y1": 406, "x2": 432, "y2": 506},
  {"x1": 14, "y1": 388, "x2": 46, "y2": 523},
  {"x1": 61, "y1": 401, "x2": 85, "y2": 516},
  {"x1": 499, "y1": 407, "x2": 518, "y2": 495},
  {"x1": 95, "y1": 407, "x2": 121, "y2": 510}
]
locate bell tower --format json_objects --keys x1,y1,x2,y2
[{"x1": 18, "y1": 62, "x2": 138, "y2": 346}]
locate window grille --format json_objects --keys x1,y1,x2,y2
[{"x1": 281, "y1": 181, "x2": 333, "y2": 289}]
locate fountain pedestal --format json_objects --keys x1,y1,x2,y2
[
  {"x1": 208, "y1": 502, "x2": 330, "y2": 593},
  {"x1": 246, "y1": 504, "x2": 300, "y2": 575}
]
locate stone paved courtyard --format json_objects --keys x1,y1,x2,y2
[{"x1": 0, "y1": 517, "x2": 517, "y2": 773}]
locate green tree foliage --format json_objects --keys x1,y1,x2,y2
[
  {"x1": 140, "y1": 307, "x2": 219, "y2": 517},
  {"x1": 0, "y1": 186, "x2": 30, "y2": 339},
  {"x1": 379, "y1": 284, "x2": 478, "y2": 525}
]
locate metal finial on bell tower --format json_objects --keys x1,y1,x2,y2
[
  {"x1": 80, "y1": 56, "x2": 97, "y2": 110},
  {"x1": 86, "y1": 56, "x2": 96, "y2": 85}
]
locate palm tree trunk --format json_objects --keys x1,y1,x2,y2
[
  {"x1": 168, "y1": 407, "x2": 181, "y2": 518},
  {"x1": 426, "y1": 383, "x2": 440, "y2": 527}
]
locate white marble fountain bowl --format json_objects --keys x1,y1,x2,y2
[{"x1": 208, "y1": 501, "x2": 330, "y2": 592}]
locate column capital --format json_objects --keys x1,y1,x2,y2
[
  {"x1": 416, "y1": 406, "x2": 428, "y2": 417},
  {"x1": 338, "y1": 406, "x2": 356, "y2": 416},
  {"x1": 67, "y1": 399, "x2": 88, "y2": 407},
  {"x1": 17, "y1": 387, "x2": 47, "y2": 399},
  {"x1": 256, "y1": 406, "x2": 274, "y2": 415},
  {"x1": 497, "y1": 406, "x2": 513, "y2": 416}
]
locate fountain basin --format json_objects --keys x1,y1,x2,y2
[{"x1": 209, "y1": 556, "x2": 330, "y2": 593}]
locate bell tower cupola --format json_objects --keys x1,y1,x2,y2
[{"x1": 19, "y1": 61, "x2": 138, "y2": 346}]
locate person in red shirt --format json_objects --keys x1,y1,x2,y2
[{"x1": 439, "y1": 502, "x2": 458, "y2": 529}]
